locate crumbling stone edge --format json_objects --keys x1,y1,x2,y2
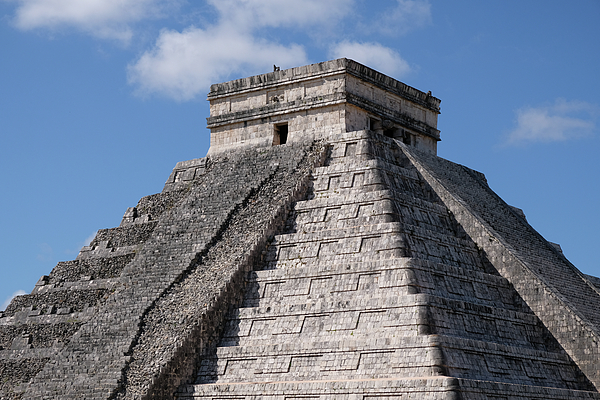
[
  {"x1": 112, "y1": 141, "x2": 328, "y2": 400},
  {"x1": 400, "y1": 141, "x2": 600, "y2": 390}
]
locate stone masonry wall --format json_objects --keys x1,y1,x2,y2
[
  {"x1": 206, "y1": 59, "x2": 440, "y2": 156},
  {"x1": 177, "y1": 129, "x2": 598, "y2": 400},
  {"x1": 115, "y1": 141, "x2": 326, "y2": 399},
  {"x1": 401, "y1": 141, "x2": 600, "y2": 390},
  {"x1": 208, "y1": 103, "x2": 345, "y2": 154},
  {"x1": 21, "y1": 139, "x2": 325, "y2": 399}
]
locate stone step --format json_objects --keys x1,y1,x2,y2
[
  {"x1": 294, "y1": 188, "x2": 450, "y2": 224},
  {"x1": 232, "y1": 292, "x2": 539, "y2": 333},
  {"x1": 325, "y1": 152, "x2": 376, "y2": 166},
  {"x1": 261, "y1": 248, "x2": 408, "y2": 271},
  {"x1": 87, "y1": 221, "x2": 158, "y2": 249},
  {"x1": 179, "y1": 376, "x2": 457, "y2": 399},
  {"x1": 325, "y1": 131, "x2": 374, "y2": 160},
  {"x1": 294, "y1": 189, "x2": 394, "y2": 211},
  {"x1": 438, "y1": 335, "x2": 586, "y2": 389},
  {"x1": 0, "y1": 321, "x2": 83, "y2": 350},
  {"x1": 48, "y1": 253, "x2": 134, "y2": 285},
  {"x1": 291, "y1": 197, "x2": 396, "y2": 232},
  {"x1": 197, "y1": 332, "x2": 577, "y2": 385},
  {"x1": 314, "y1": 154, "x2": 418, "y2": 183},
  {"x1": 264, "y1": 222, "x2": 483, "y2": 272},
  {"x1": 292, "y1": 189, "x2": 463, "y2": 254},
  {"x1": 1, "y1": 287, "x2": 110, "y2": 318},
  {"x1": 271, "y1": 220, "x2": 478, "y2": 255},
  {"x1": 250, "y1": 257, "x2": 503, "y2": 288},
  {"x1": 242, "y1": 273, "x2": 518, "y2": 315},
  {"x1": 224, "y1": 296, "x2": 426, "y2": 343},
  {"x1": 197, "y1": 335, "x2": 435, "y2": 383},
  {"x1": 227, "y1": 294, "x2": 549, "y2": 352},
  {"x1": 246, "y1": 258, "x2": 516, "y2": 310},
  {"x1": 243, "y1": 263, "x2": 419, "y2": 306},
  {"x1": 313, "y1": 156, "x2": 379, "y2": 174},
  {"x1": 177, "y1": 377, "x2": 600, "y2": 399},
  {"x1": 311, "y1": 172, "x2": 383, "y2": 196},
  {"x1": 219, "y1": 323, "x2": 420, "y2": 348},
  {"x1": 311, "y1": 159, "x2": 427, "y2": 197},
  {"x1": 221, "y1": 309, "x2": 544, "y2": 353},
  {"x1": 266, "y1": 222, "x2": 404, "y2": 258}
]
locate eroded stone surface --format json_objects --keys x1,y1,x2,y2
[{"x1": 1, "y1": 59, "x2": 598, "y2": 400}]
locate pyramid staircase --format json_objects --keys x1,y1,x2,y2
[
  {"x1": 0, "y1": 187, "x2": 190, "y2": 399},
  {"x1": 177, "y1": 131, "x2": 599, "y2": 400}
]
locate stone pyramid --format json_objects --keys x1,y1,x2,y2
[{"x1": 1, "y1": 59, "x2": 599, "y2": 400}]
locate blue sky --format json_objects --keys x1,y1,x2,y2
[{"x1": 1, "y1": 0, "x2": 599, "y2": 309}]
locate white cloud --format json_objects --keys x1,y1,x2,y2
[
  {"x1": 128, "y1": 25, "x2": 307, "y2": 101},
  {"x1": 128, "y1": 0, "x2": 354, "y2": 100},
  {"x1": 12, "y1": 0, "x2": 175, "y2": 43},
  {"x1": 329, "y1": 41, "x2": 411, "y2": 78},
  {"x1": 207, "y1": 0, "x2": 353, "y2": 31},
  {"x1": 1, "y1": 290, "x2": 26, "y2": 311},
  {"x1": 506, "y1": 99, "x2": 599, "y2": 145}
]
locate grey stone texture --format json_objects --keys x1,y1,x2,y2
[
  {"x1": 401, "y1": 143, "x2": 600, "y2": 389},
  {"x1": 1, "y1": 59, "x2": 598, "y2": 400},
  {"x1": 206, "y1": 58, "x2": 441, "y2": 156},
  {"x1": 176, "y1": 131, "x2": 599, "y2": 400}
]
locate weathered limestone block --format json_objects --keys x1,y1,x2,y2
[
  {"x1": 206, "y1": 59, "x2": 440, "y2": 156},
  {"x1": 179, "y1": 129, "x2": 599, "y2": 400},
  {"x1": 401, "y1": 140, "x2": 600, "y2": 390},
  {"x1": 3, "y1": 59, "x2": 599, "y2": 400}
]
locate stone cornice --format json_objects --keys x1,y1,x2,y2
[
  {"x1": 207, "y1": 59, "x2": 440, "y2": 113},
  {"x1": 206, "y1": 92, "x2": 346, "y2": 128}
]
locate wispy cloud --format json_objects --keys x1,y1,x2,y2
[
  {"x1": 10, "y1": 0, "x2": 177, "y2": 43},
  {"x1": 36, "y1": 242, "x2": 54, "y2": 262},
  {"x1": 505, "y1": 99, "x2": 599, "y2": 146},
  {"x1": 128, "y1": 0, "x2": 353, "y2": 100},
  {"x1": 377, "y1": 0, "x2": 432, "y2": 36},
  {"x1": 329, "y1": 41, "x2": 411, "y2": 78},
  {"x1": 206, "y1": 0, "x2": 353, "y2": 31},
  {"x1": 65, "y1": 231, "x2": 98, "y2": 255},
  {"x1": 1, "y1": 290, "x2": 26, "y2": 311},
  {"x1": 83, "y1": 231, "x2": 96, "y2": 246}
]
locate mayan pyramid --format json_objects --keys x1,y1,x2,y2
[{"x1": 1, "y1": 59, "x2": 599, "y2": 400}]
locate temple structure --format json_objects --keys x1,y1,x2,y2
[{"x1": 1, "y1": 59, "x2": 599, "y2": 400}]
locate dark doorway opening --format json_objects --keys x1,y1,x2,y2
[
  {"x1": 383, "y1": 127, "x2": 401, "y2": 139},
  {"x1": 273, "y1": 123, "x2": 288, "y2": 145},
  {"x1": 369, "y1": 117, "x2": 381, "y2": 132}
]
